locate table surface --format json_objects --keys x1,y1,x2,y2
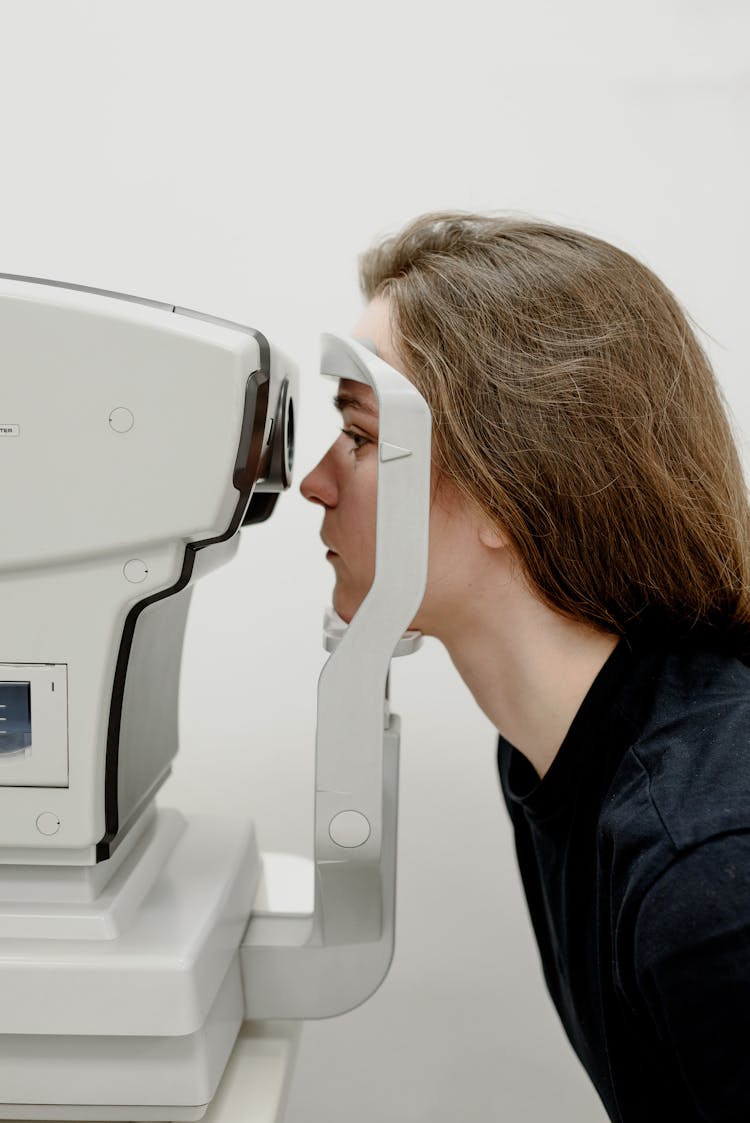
[{"x1": 200, "y1": 1019, "x2": 303, "y2": 1123}]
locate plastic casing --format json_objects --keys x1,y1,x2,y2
[
  {"x1": 241, "y1": 333, "x2": 432, "y2": 1018},
  {"x1": 0, "y1": 275, "x2": 296, "y2": 865}
]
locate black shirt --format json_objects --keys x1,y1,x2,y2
[{"x1": 498, "y1": 634, "x2": 750, "y2": 1122}]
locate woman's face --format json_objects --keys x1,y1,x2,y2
[
  {"x1": 299, "y1": 300, "x2": 385, "y2": 624},
  {"x1": 301, "y1": 295, "x2": 494, "y2": 632}
]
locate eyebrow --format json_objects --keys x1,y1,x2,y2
[{"x1": 333, "y1": 392, "x2": 378, "y2": 417}]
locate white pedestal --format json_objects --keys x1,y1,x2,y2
[
  {"x1": 0, "y1": 823, "x2": 313, "y2": 1123},
  {"x1": 0, "y1": 1020, "x2": 303, "y2": 1123}
]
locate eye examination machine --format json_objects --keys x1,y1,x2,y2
[{"x1": 0, "y1": 274, "x2": 431, "y2": 1121}]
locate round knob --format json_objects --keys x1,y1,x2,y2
[
  {"x1": 36, "y1": 812, "x2": 60, "y2": 836},
  {"x1": 329, "y1": 811, "x2": 371, "y2": 848},
  {"x1": 109, "y1": 407, "x2": 134, "y2": 433},
  {"x1": 123, "y1": 559, "x2": 148, "y2": 583}
]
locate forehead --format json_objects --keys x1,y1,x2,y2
[
  {"x1": 335, "y1": 378, "x2": 379, "y2": 416},
  {"x1": 351, "y1": 295, "x2": 400, "y2": 369}
]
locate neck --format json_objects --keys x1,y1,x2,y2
[{"x1": 433, "y1": 579, "x2": 620, "y2": 779}]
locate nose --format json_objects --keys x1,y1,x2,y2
[{"x1": 300, "y1": 444, "x2": 338, "y2": 508}]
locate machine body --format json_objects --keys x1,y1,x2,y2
[
  {"x1": 0, "y1": 278, "x2": 431, "y2": 1120},
  {"x1": 0, "y1": 274, "x2": 295, "y2": 864}
]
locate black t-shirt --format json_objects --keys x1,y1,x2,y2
[{"x1": 497, "y1": 634, "x2": 750, "y2": 1122}]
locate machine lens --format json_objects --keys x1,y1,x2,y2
[{"x1": 285, "y1": 396, "x2": 295, "y2": 481}]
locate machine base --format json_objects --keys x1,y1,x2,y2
[
  {"x1": 0, "y1": 1102, "x2": 205, "y2": 1119},
  {"x1": 0, "y1": 808, "x2": 260, "y2": 1120}
]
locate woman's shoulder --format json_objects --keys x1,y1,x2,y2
[{"x1": 601, "y1": 641, "x2": 750, "y2": 877}]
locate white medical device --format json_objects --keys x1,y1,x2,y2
[{"x1": 0, "y1": 275, "x2": 431, "y2": 1121}]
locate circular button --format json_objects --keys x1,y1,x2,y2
[
  {"x1": 123, "y1": 559, "x2": 148, "y2": 583},
  {"x1": 109, "y1": 407, "x2": 134, "y2": 433},
  {"x1": 329, "y1": 811, "x2": 371, "y2": 848},
  {"x1": 36, "y1": 812, "x2": 60, "y2": 836}
]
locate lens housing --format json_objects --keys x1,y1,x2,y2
[{"x1": 241, "y1": 376, "x2": 295, "y2": 526}]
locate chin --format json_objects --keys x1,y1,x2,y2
[
  {"x1": 333, "y1": 589, "x2": 427, "y2": 634},
  {"x1": 333, "y1": 582, "x2": 375, "y2": 624},
  {"x1": 332, "y1": 591, "x2": 356, "y2": 625}
]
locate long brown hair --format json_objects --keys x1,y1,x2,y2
[{"x1": 359, "y1": 211, "x2": 750, "y2": 656}]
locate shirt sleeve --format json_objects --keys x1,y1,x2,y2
[{"x1": 634, "y1": 832, "x2": 750, "y2": 1122}]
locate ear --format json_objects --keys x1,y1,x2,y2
[{"x1": 478, "y1": 521, "x2": 510, "y2": 550}]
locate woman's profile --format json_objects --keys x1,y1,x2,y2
[{"x1": 301, "y1": 211, "x2": 750, "y2": 1122}]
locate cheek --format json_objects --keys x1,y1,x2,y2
[
  {"x1": 356, "y1": 483, "x2": 378, "y2": 543},
  {"x1": 340, "y1": 461, "x2": 378, "y2": 567},
  {"x1": 331, "y1": 476, "x2": 377, "y2": 619},
  {"x1": 423, "y1": 500, "x2": 472, "y2": 589},
  {"x1": 346, "y1": 456, "x2": 378, "y2": 517},
  {"x1": 352, "y1": 505, "x2": 378, "y2": 571}
]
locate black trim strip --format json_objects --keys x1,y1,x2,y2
[{"x1": 98, "y1": 366, "x2": 270, "y2": 861}]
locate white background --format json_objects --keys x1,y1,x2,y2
[{"x1": 1, "y1": 2, "x2": 748, "y2": 1120}]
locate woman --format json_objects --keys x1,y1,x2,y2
[{"x1": 300, "y1": 211, "x2": 750, "y2": 1122}]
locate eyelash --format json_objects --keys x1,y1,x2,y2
[{"x1": 341, "y1": 428, "x2": 370, "y2": 454}]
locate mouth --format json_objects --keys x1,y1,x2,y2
[{"x1": 321, "y1": 534, "x2": 339, "y2": 559}]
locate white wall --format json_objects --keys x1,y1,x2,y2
[{"x1": 1, "y1": 2, "x2": 748, "y2": 1120}]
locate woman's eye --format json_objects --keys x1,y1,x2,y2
[{"x1": 341, "y1": 428, "x2": 370, "y2": 454}]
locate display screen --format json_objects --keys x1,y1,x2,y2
[{"x1": 0, "y1": 681, "x2": 31, "y2": 753}]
